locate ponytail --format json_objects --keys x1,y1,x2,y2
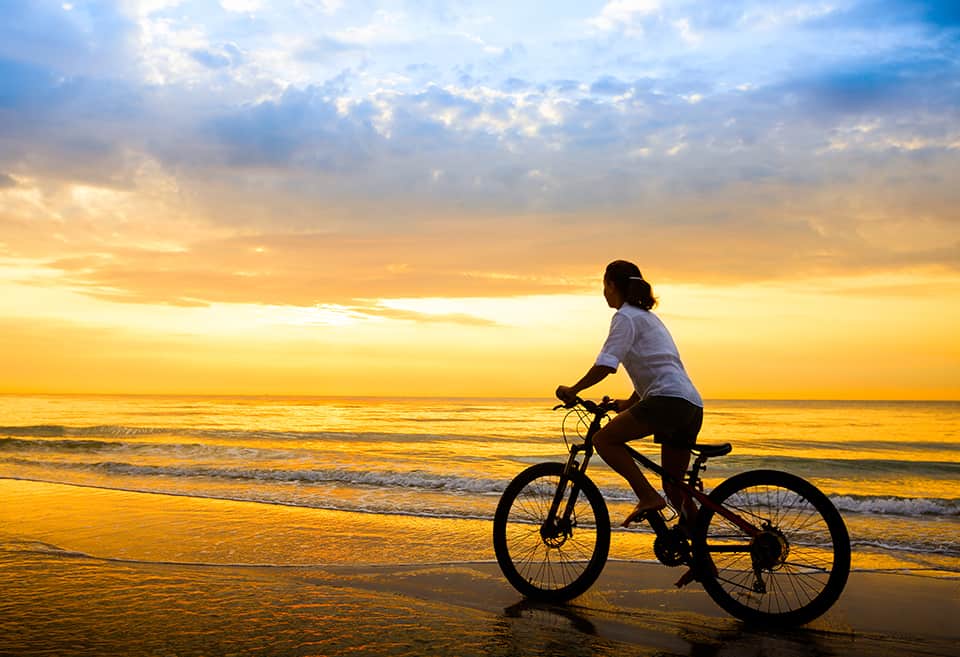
[
  {"x1": 605, "y1": 260, "x2": 658, "y2": 310},
  {"x1": 627, "y1": 276, "x2": 657, "y2": 310}
]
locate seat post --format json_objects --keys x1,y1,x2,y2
[{"x1": 688, "y1": 454, "x2": 708, "y2": 491}]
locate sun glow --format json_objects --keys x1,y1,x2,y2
[{"x1": 2, "y1": 264, "x2": 957, "y2": 399}]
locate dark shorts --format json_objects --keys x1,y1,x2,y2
[{"x1": 627, "y1": 396, "x2": 703, "y2": 448}]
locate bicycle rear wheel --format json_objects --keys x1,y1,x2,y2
[
  {"x1": 693, "y1": 469, "x2": 850, "y2": 626},
  {"x1": 493, "y1": 462, "x2": 610, "y2": 601}
]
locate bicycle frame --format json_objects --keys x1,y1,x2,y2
[
  {"x1": 627, "y1": 444, "x2": 761, "y2": 537},
  {"x1": 495, "y1": 398, "x2": 851, "y2": 624},
  {"x1": 553, "y1": 403, "x2": 761, "y2": 539}
]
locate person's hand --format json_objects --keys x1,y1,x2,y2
[
  {"x1": 614, "y1": 398, "x2": 633, "y2": 413},
  {"x1": 555, "y1": 385, "x2": 577, "y2": 405}
]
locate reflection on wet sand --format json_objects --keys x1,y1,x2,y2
[
  {"x1": 2, "y1": 479, "x2": 957, "y2": 657},
  {"x1": 2, "y1": 544, "x2": 956, "y2": 657}
]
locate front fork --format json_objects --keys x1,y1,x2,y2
[{"x1": 541, "y1": 444, "x2": 592, "y2": 542}]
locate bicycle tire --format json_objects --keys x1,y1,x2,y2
[
  {"x1": 493, "y1": 462, "x2": 610, "y2": 601},
  {"x1": 693, "y1": 469, "x2": 850, "y2": 626}
]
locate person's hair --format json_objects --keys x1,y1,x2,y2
[{"x1": 604, "y1": 260, "x2": 657, "y2": 310}]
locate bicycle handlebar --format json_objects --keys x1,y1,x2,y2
[{"x1": 553, "y1": 395, "x2": 618, "y2": 415}]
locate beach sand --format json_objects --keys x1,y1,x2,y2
[{"x1": 2, "y1": 479, "x2": 958, "y2": 657}]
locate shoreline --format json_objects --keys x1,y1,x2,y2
[
  {"x1": 3, "y1": 475, "x2": 958, "y2": 579},
  {"x1": 2, "y1": 479, "x2": 959, "y2": 656}
]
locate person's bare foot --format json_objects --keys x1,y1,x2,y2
[{"x1": 621, "y1": 496, "x2": 667, "y2": 527}]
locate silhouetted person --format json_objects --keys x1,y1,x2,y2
[{"x1": 556, "y1": 259, "x2": 703, "y2": 527}]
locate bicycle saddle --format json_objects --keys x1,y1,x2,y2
[{"x1": 691, "y1": 443, "x2": 732, "y2": 458}]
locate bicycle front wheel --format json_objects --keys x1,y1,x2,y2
[
  {"x1": 694, "y1": 469, "x2": 851, "y2": 626},
  {"x1": 493, "y1": 462, "x2": 610, "y2": 601}
]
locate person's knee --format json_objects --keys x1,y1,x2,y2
[{"x1": 593, "y1": 425, "x2": 627, "y2": 454}]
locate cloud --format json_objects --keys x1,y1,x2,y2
[
  {"x1": 351, "y1": 304, "x2": 500, "y2": 327},
  {"x1": 0, "y1": 2, "x2": 138, "y2": 78},
  {"x1": 0, "y1": 174, "x2": 17, "y2": 189},
  {"x1": 295, "y1": 36, "x2": 360, "y2": 62},
  {"x1": 775, "y1": 55, "x2": 960, "y2": 118},
  {"x1": 589, "y1": 75, "x2": 631, "y2": 96},
  {"x1": 220, "y1": 0, "x2": 261, "y2": 12},
  {"x1": 202, "y1": 83, "x2": 378, "y2": 170},
  {"x1": 190, "y1": 43, "x2": 244, "y2": 69},
  {"x1": 810, "y1": 0, "x2": 960, "y2": 31},
  {"x1": 9, "y1": 182, "x2": 953, "y2": 313},
  {"x1": 0, "y1": 0, "x2": 958, "y2": 302},
  {"x1": 30, "y1": 228, "x2": 588, "y2": 308},
  {"x1": 589, "y1": 0, "x2": 661, "y2": 34}
]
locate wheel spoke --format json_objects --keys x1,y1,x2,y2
[
  {"x1": 493, "y1": 463, "x2": 610, "y2": 601},
  {"x1": 696, "y1": 471, "x2": 849, "y2": 624}
]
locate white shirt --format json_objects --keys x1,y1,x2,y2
[{"x1": 595, "y1": 304, "x2": 703, "y2": 407}]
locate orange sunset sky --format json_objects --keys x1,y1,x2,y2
[{"x1": 1, "y1": 1, "x2": 958, "y2": 399}]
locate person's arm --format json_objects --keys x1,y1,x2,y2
[{"x1": 556, "y1": 365, "x2": 616, "y2": 403}]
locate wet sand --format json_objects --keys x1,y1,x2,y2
[{"x1": 2, "y1": 479, "x2": 958, "y2": 656}]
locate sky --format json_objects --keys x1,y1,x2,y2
[{"x1": 1, "y1": 0, "x2": 958, "y2": 399}]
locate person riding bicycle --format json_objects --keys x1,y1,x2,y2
[{"x1": 556, "y1": 259, "x2": 703, "y2": 529}]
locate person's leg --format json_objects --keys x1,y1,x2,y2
[
  {"x1": 661, "y1": 444, "x2": 697, "y2": 524},
  {"x1": 660, "y1": 401, "x2": 703, "y2": 527},
  {"x1": 592, "y1": 412, "x2": 664, "y2": 512}
]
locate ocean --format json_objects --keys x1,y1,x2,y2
[{"x1": 1, "y1": 394, "x2": 958, "y2": 576}]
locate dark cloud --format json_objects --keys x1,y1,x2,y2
[
  {"x1": 589, "y1": 75, "x2": 630, "y2": 96},
  {"x1": 0, "y1": 53, "x2": 145, "y2": 187},
  {"x1": 550, "y1": 79, "x2": 581, "y2": 93},
  {"x1": 0, "y1": 58, "x2": 51, "y2": 108},
  {"x1": 815, "y1": 0, "x2": 960, "y2": 30},
  {"x1": 502, "y1": 77, "x2": 531, "y2": 93},
  {"x1": 0, "y1": 173, "x2": 17, "y2": 188},
  {"x1": 0, "y1": 1, "x2": 137, "y2": 77},
  {"x1": 202, "y1": 85, "x2": 378, "y2": 170},
  {"x1": 777, "y1": 56, "x2": 960, "y2": 117}
]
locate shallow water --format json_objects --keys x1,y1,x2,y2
[{"x1": 1, "y1": 394, "x2": 958, "y2": 574}]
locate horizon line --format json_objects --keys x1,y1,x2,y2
[{"x1": 0, "y1": 392, "x2": 957, "y2": 404}]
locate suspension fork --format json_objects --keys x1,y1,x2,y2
[
  {"x1": 542, "y1": 443, "x2": 591, "y2": 536},
  {"x1": 545, "y1": 414, "x2": 603, "y2": 534}
]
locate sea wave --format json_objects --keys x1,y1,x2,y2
[
  {"x1": 0, "y1": 425, "x2": 170, "y2": 438},
  {"x1": 830, "y1": 494, "x2": 960, "y2": 517},
  {"x1": 0, "y1": 425, "x2": 499, "y2": 444},
  {"x1": 850, "y1": 537, "x2": 960, "y2": 557},
  {"x1": 0, "y1": 437, "x2": 280, "y2": 460},
  {"x1": 5, "y1": 428, "x2": 960, "y2": 480},
  {"x1": 4, "y1": 474, "x2": 959, "y2": 566},
  {"x1": 0, "y1": 457, "x2": 506, "y2": 494},
  {"x1": 4, "y1": 455, "x2": 959, "y2": 519}
]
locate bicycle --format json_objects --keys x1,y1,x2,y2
[{"x1": 492, "y1": 396, "x2": 851, "y2": 626}]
